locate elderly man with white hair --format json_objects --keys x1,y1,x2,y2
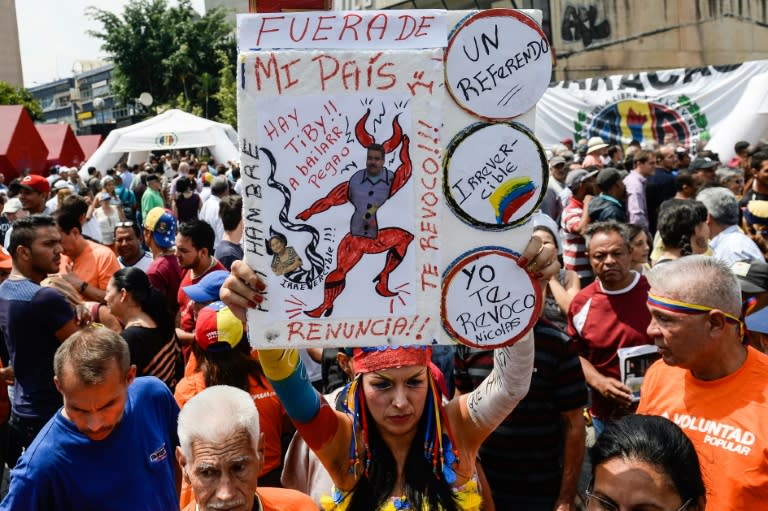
[
  {"x1": 638, "y1": 256, "x2": 768, "y2": 509},
  {"x1": 177, "y1": 385, "x2": 316, "y2": 511},
  {"x1": 696, "y1": 187, "x2": 763, "y2": 265}
]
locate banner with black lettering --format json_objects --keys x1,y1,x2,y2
[{"x1": 535, "y1": 59, "x2": 768, "y2": 158}]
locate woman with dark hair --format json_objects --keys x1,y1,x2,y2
[
  {"x1": 588, "y1": 414, "x2": 706, "y2": 510},
  {"x1": 105, "y1": 267, "x2": 183, "y2": 389},
  {"x1": 627, "y1": 223, "x2": 651, "y2": 274},
  {"x1": 655, "y1": 200, "x2": 709, "y2": 265},
  {"x1": 219, "y1": 237, "x2": 559, "y2": 511},
  {"x1": 532, "y1": 224, "x2": 580, "y2": 331},
  {"x1": 174, "y1": 302, "x2": 289, "y2": 505},
  {"x1": 267, "y1": 231, "x2": 303, "y2": 276},
  {"x1": 172, "y1": 176, "x2": 202, "y2": 223}
]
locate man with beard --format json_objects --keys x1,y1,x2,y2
[
  {"x1": 0, "y1": 216, "x2": 81, "y2": 466},
  {"x1": 175, "y1": 219, "x2": 226, "y2": 347}
]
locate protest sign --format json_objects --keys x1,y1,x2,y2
[
  {"x1": 444, "y1": 9, "x2": 552, "y2": 120},
  {"x1": 443, "y1": 121, "x2": 547, "y2": 230},
  {"x1": 238, "y1": 9, "x2": 550, "y2": 348},
  {"x1": 442, "y1": 247, "x2": 541, "y2": 348}
]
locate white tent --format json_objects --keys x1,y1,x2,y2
[{"x1": 80, "y1": 109, "x2": 239, "y2": 175}]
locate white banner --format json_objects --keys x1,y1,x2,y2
[{"x1": 535, "y1": 60, "x2": 768, "y2": 159}]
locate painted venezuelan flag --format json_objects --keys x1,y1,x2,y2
[{"x1": 489, "y1": 177, "x2": 536, "y2": 224}]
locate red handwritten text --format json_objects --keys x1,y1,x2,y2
[
  {"x1": 251, "y1": 13, "x2": 435, "y2": 47},
  {"x1": 286, "y1": 315, "x2": 431, "y2": 342}
]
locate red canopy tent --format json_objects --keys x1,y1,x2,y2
[
  {"x1": 0, "y1": 105, "x2": 49, "y2": 180},
  {"x1": 37, "y1": 124, "x2": 85, "y2": 168},
  {"x1": 76, "y1": 134, "x2": 103, "y2": 161}
]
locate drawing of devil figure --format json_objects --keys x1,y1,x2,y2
[{"x1": 296, "y1": 109, "x2": 413, "y2": 318}]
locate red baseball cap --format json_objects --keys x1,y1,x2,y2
[{"x1": 19, "y1": 175, "x2": 50, "y2": 194}]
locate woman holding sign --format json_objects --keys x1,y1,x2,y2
[{"x1": 221, "y1": 237, "x2": 557, "y2": 511}]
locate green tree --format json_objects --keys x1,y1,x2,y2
[
  {"x1": 213, "y1": 50, "x2": 237, "y2": 127},
  {"x1": 87, "y1": 0, "x2": 233, "y2": 118},
  {"x1": 0, "y1": 81, "x2": 43, "y2": 120}
]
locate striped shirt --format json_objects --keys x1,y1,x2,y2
[
  {"x1": 561, "y1": 197, "x2": 593, "y2": 279},
  {"x1": 121, "y1": 326, "x2": 183, "y2": 390},
  {"x1": 454, "y1": 320, "x2": 588, "y2": 503}
]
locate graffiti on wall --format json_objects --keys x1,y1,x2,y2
[{"x1": 561, "y1": 4, "x2": 611, "y2": 47}]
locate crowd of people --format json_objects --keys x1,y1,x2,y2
[{"x1": 0, "y1": 135, "x2": 765, "y2": 510}]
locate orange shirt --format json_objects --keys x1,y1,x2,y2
[
  {"x1": 175, "y1": 371, "x2": 288, "y2": 509},
  {"x1": 638, "y1": 347, "x2": 768, "y2": 509},
  {"x1": 60, "y1": 240, "x2": 121, "y2": 292},
  {"x1": 182, "y1": 487, "x2": 316, "y2": 511}
]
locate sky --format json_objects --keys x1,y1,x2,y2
[{"x1": 16, "y1": 0, "x2": 206, "y2": 87}]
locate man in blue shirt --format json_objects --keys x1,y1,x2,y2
[
  {"x1": 0, "y1": 326, "x2": 180, "y2": 510},
  {"x1": 0, "y1": 215, "x2": 79, "y2": 467}
]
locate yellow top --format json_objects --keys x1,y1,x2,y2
[{"x1": 320, "y1": 477, "x2": 482, "y2": 511}]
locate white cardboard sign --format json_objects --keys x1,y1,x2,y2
[
  {"x1": 237, "y1": 9, "x2": 549, "y2": 349},
  {"x1": 442, "y1": 247, "x2": 541, "y2": 348},
  {"x1": 443, "y1": 121, "x2": 547, "y2": 230},
  {"x1": 444, "y1": 9, "x2": 552, "y2": 119},
  {"x1": 239, "y1": 48, "x2": 445, "y2": 348}
]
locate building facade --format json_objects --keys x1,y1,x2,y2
[
  {"x1": 27, "y1": 62, "x2": 139, "y2": 137},
  {"x1": 546, "y1": 0, "x2": 768, "y2": 80},
  {"x1": 28, "y1": 78, "x2": 75, "y2": 126},
  {"x1": 0, "y1": 0, "x2": 24, "y2": 86},
  {"x1": 359, "y1": 0, "x2": 767, "y2": 81}
]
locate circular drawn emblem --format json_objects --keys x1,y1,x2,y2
[
  {"x1": 445, "y1": 8, "x2": 553, "y2": 120},
  {"x1": 442, "y1": 247, "x2": 541, "y2": 349},
  {"x1": 443, "y1": 121, "x2": 548, "y2": 230},
  {"x1": 575, "y1": 98, "x2": 708, "y2": 149},
  {"x1": 154, "y1": 132, "x2": 178, "y2": 148}
]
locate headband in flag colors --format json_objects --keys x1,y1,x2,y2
[{"x1": 647, "y1": 293, "x2": 744, "y2": 339}]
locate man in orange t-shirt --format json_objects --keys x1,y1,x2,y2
[
  {"x1": 177, "y1": 386, "x2": 316, "y2": 511},
  {"x1": 638, "y1": 256, "x2": 768, "y2": 510},
  {"x1": 55, "y1": 209, "x2": 120, "y2": 303}
]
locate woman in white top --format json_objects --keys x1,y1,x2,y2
[{"x1": 93, "y1": 191, "x2": 125, "y2": 247}]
